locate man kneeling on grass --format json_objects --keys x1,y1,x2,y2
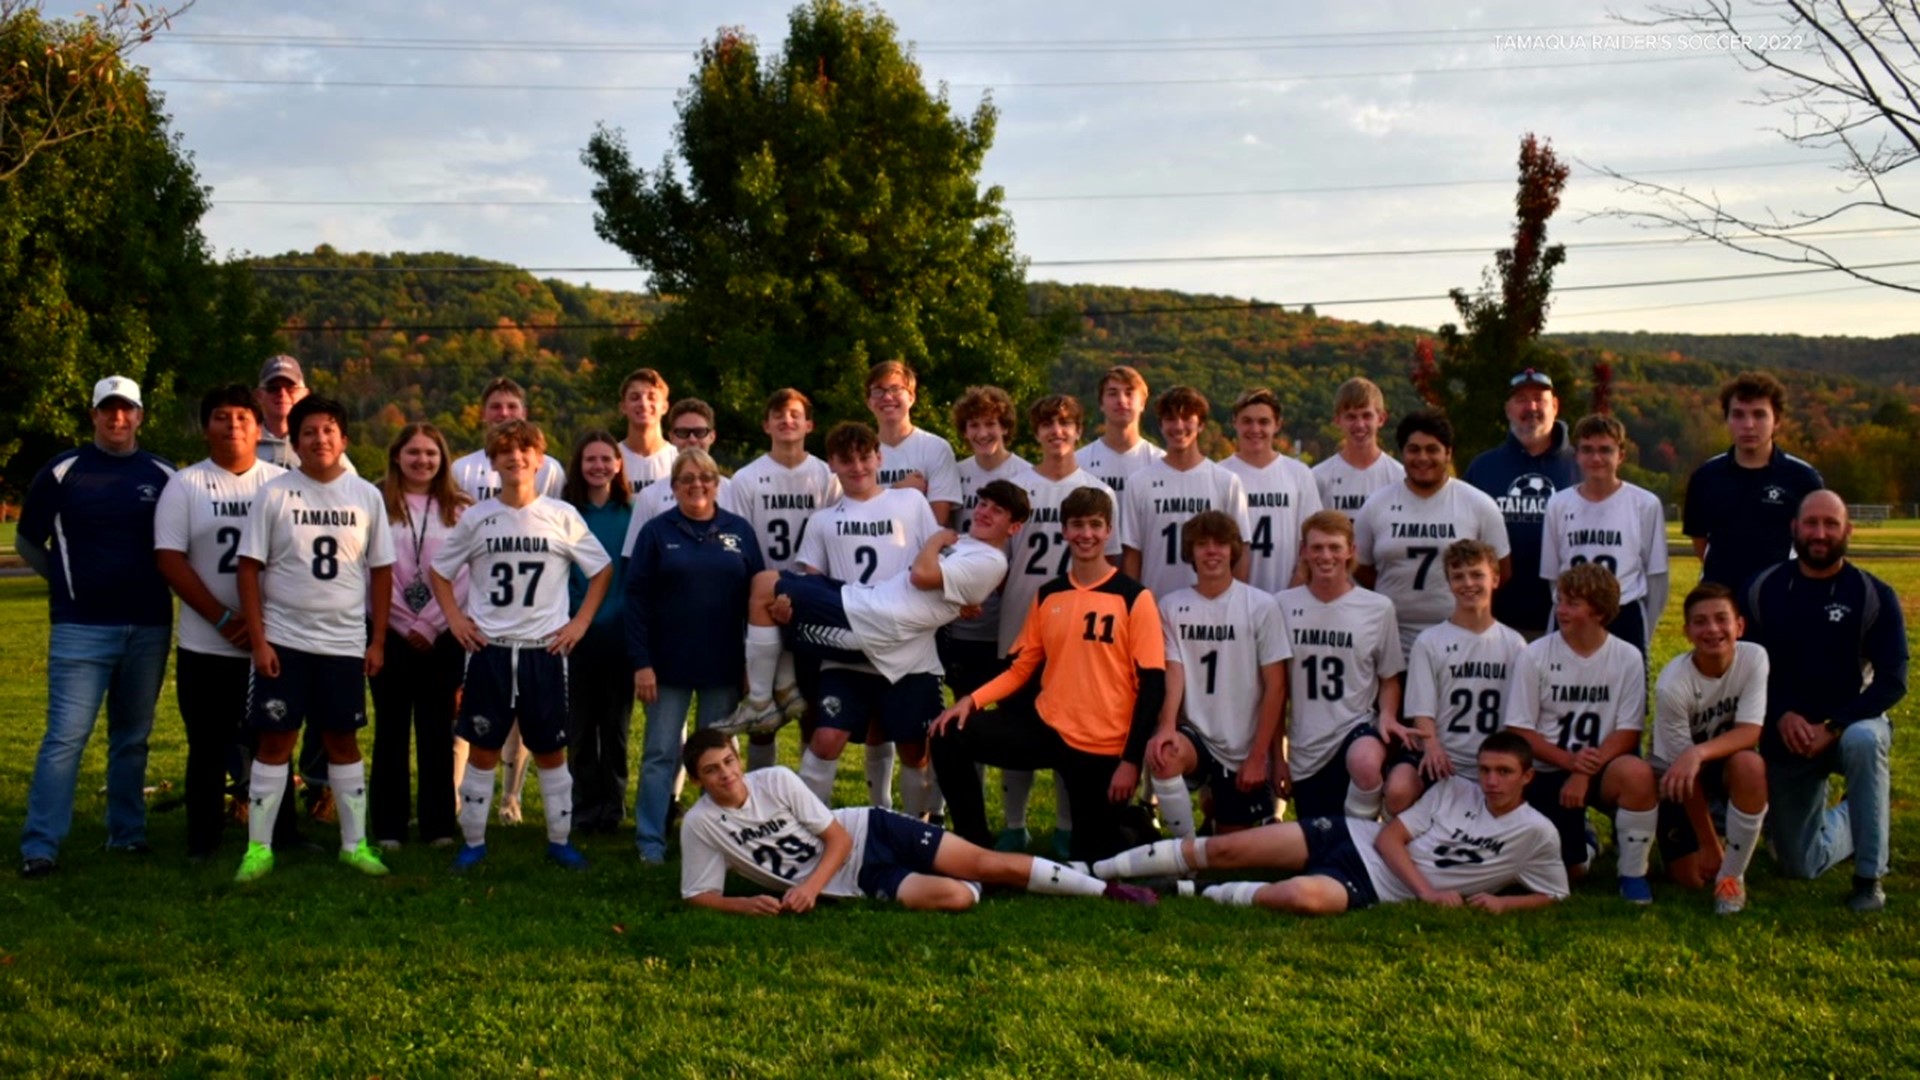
[
  {"x1": 1093, "y1": 731, "x2": 1567, "y2": 915},
  {"x1": 677, "y1": 730, "x2": 1158, "y2": 913}
]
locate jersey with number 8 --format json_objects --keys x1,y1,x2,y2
[
  {"x1": 431, "y1": 496, "x2": 610, "y2": 641},
  {"x1": 1503, "y1": 633, "x2": 1647, "y2": 772},
  {"x1": 240, "y1": 469, "x2": 397, "y2": 657}
]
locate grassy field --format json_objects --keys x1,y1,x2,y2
[
  {"x1": 2, "y1": 558, "x2": 1918, "y2": 1076},
  {"x1": 1666, "y1": 519, "x2": 1920, "y2": 556}
]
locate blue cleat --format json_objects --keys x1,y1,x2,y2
[
  {"x1": 452, "y1": 843, "x2": 488, "y2": 873},
  {"x1": 1618, "y1": 874, "x2": 1653, "y2": 905},
  {"x1": 548, "y1": 841, "x2": 590, "y2": 871}
]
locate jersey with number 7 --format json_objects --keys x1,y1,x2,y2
[
  {"x1": 1354, "y1": 477, "x2": 1509, "y2": 656},
  {"x1": 240, "y1": 469, "x2": 397, "y2": 658},
  {"x1": 431, "y1": 496, "x2": 610, "y2": 640}
]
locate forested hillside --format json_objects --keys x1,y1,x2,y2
[{"x1": 237, "y1": 250, "x2": 1917, "y2": 504}]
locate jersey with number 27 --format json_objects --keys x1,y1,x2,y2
[
  {"x1": 240, "y1": 469, "x2": 396, "y2": 657},
  {"x1": 679, "y1": 766, "x2": 872, "y2": 900},
  {"x1": 431, "y1": 496, "x2": 611, "y2": 641},
  {"x1": 1503, "y1": 633, "x2": 1646, "y2": 772}
]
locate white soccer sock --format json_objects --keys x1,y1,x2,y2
[
  {"x1": 1190, "y1": 836, "x2": 1211, "y2": 870},
  {"x1": 865, "y1": 743, "x2": 895, "y2": 810},
  {"x1": 774, "y1": 650, "x2": 797, "y2": 695},
  {"x1": 1026, "y1": 857, "x2": 1108, "y2": 898},
  {"x1": 1344, "y1": 781, "x2": 1384, "y2": 821},
  {"x1": 1616, "y1": 805, "x2": 1659, "y2": 877},
  {"x1": 1093, "y1": 839, "x2": 1190, "y2": 880},
  {"x1": 898, "y1": 763, "x2": 931, "y2": 818},
  {"x1": 745, "y1": 625, "x2": 783, "y2": 701},
  {"x1": 798, "y1": 749, "x2": 838, "y2": 805},
  {"x1": 1203, "y1": 881, "x2": 1265, "y2": 907},
  {"x1": 328, "y1": 761, "x2": 369, "y2": 851},
  {"x1": 1052, "y1": 772, "x2": 1074, "y2": 831},
  {"x1": 746, "y1": 738, "x2": 778, "y2": 771},
  {"x1": 1001, "y1": 770, "x2": 1034, "y2": 830},
  {"x1": 1720, "y1": 804, "x2": 1768, "y2": 881},
  {"x1": 247, "y1": 760, "x2": 288, "y2": 848},
  {"x1": 459, "y1": 766, "x2": 495, "y2": 847},
  {"x1": 1151, "y1": 774, "x2": 1196, "y2": 839},
  {"x1": 538, "y1": 765, "x2": 574, "y2": 844}
]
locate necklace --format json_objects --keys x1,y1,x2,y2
[{"x1": 402, "y1": 495, "x2": 434, "y2": 612}]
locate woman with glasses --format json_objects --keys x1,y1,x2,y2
[
  {"x1": 626, "y1": 448, "x2": 767, "y2": 864},
  {"x1": 563, "y1": 430, "x2": 636, "y2": 833}
]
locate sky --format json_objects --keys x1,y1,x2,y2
[{"x1": 128, "y1": 0, "x2": 1920, "y2": 337}]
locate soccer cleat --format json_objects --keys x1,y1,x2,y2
[
  {"x1": 1618, "y1": 874, "x2": 1653, "y2": 905},
  {"x1": 233, "y1": 842, "x2": 275, "y2": 883},
  {"x1": 1713, "y1": 875, "x2": 1747, "y2": 916},
  {"x1": 19, "y1": 857, "x2": 56, "y2": 879},
  {"x1": 994, "y1": 827, "x2": 1031, "y2": 853},
  {"x1": 1102, "y1": 880, "x2": 1160, "y2": 907},
  {"x1": 1848, "y1": 876, "x2": 1886, "y2": 913},
  {"x1": 755, "y1": 684, "x2": 807, "y2": 733},
  {"x1": 452, "y1": 843, "x2": 489, "y2": 873},
  {"x1": 714, "y1": 696, "x2": 779, "y2": 735},
  {"x1": 547, "y1": 841, "x2": 590, "y2": 871},
  {"x1": 340, "y1": 839, "x2": 390, "y2": 877},
  {"x1": 1583, "y1": 822, "x2": 1601, "y2": 868}
]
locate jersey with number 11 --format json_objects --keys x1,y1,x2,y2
[{"x1": 431, "y1": 496, "x2": 610, "y2": 641}]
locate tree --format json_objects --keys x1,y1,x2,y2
[
  {"x1": 1433, "y1": 133, "x2": 1579, "y2": 460},
  {"x1": 581, "y1": 0, "x2": 1066, "y2": 450},
  {"x1": 1598, "y1": 1, "x2": 1918, "y2": 293},
  {"x1": 1, "y1": 3, "x2": 279, "y2": 492}
]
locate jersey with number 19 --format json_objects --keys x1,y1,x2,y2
[
  {"x1": 998, "y1": 469, "x2": 1121, "y2": 657},
  {"x1": 154, "y1": 458, "x2": 288, "y2": 658},
  {"x1": 680, "y1": 766, "x2": 870, "y2": 900},
  {"x1": 431, "y1": 496, "x2": 611, "y2": 641},
  {"x1": 1221, "y1": 454, "x2": 1322, "y2": 594},
  {"x1": 241, "y1": 469, "x2": 397, "y2": 657},
  {"x1": 1404, "y1": 619, "x2": 1527, "y2": 779},
  {"x1": 1159, "y1": 581, "x2": 1291, "y2": 771},
  {"x1": 1503, "y1": 633, "x2": 1647, "y2": 772},
  {"x1": 1354, "y1": 477, "x2": 1510, "y2": 655},
  {"x1": 720, "y1": 452, "x2": 841, "y2": 573},
  {"x1": 1276, "y1": 584, "x2": 1405, "y2": 781}
]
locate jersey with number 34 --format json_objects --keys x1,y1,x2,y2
[{"x1": 432, "y1": 496, "x2": 610, "y2": 641}]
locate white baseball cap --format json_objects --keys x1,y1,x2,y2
[{"x1": 92, "y1": 375, "x2": 143, "y2": 409}]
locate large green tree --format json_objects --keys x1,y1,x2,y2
[
  {"x1": 1, "y1": 2, "x2": 278, "y2": 492},
  {"x1": 581, "y1": 0, "x2": 1065, "y2": 449}
]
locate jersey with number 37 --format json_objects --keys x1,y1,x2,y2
[
  {"x1": 431, "y1": 496, "x2": 610, "y2": 641},
  {"x1": 680, "y1": 766, "x2": 872, "y2": 900},
  {"x1": 241, "y1": 470, "x2": 396, "y2": 658},
  {"x1": 1503, "y1": 633, "x2": 1646, "y2": 772}
]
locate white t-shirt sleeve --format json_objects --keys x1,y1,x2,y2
[
  {"x1": 773, "y1": 766, "x2": 837, "y2": 836},
  {"x1": 1613, "y1": 644, "x2": 1647, "y2": 734},
  {"x1": 1539, "y1": 491, "x2": 1567, "y2": 583},
  {"x1": 1405, "y1": 633, "x2": 1441, "y2": 719},
  {"x1": 1516, "y1": 824, "x2": 1572, "y2": 899},
  {"x1": 1255, "y1": 593, "x2": 1291, "y2": 666},
  {"x1": 153, "y1": 474, "x2": 192, "y2": 553},
  {"x1": 1222, "y1": 469, "x2": 1252, "y2": 539},
  {"x1": 942, "y1": 543, "x2": 1007, "y2": 608},
  {"x1": 1353, "y1": 494, "x2": 1379, "y2": 568},
  {"x1": 795, "y1": 508, "x2": 829, "y2": 574},
  {"x1": 238, "y1": 483, "x2": 278, "y2": 564},
  {"x1": 910, "y1": 493, "x2": 941, "y2": 550},
  {"x1": 1504, "y1": 644, "x2": 1543, "y2": 733},
  {"x1": 923, "y1": 440, "x2": 961, "y2": 507},
  {"x1": 363, "y1": 486, "x2": 397, "y2": 569},
  {"x1": 540, "y1": 456, "x2": 567, "y2": 499},
  {"x1": 1120, "y1": 481, "x2": 1149, "y2": 553},
  {"x1": 1375, "y1": 598, "x2": 1407, "y2": 678},
  {"x1": 1642, "y1": 490, "x2": 1670, "y2": 579},
  {"x1": 563, "y1": 505, "x2": 613, "y2": 579},
  {"x1": 678, "y1": 812, "x2": 730, "y2": 898},
  {"x1": 430, "y1": 513, "x2": 478, "y2": 582}
]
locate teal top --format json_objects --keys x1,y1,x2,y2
[{"x1": 570, "y1": 497, "x2": 633, "y2": 630}]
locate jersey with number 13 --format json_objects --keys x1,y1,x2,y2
[
  {"x1": 431, "y1": 496, "x2": 610, "y2": 641},
  {"x1": 1276, "y1": 584, "x2": 1404, "y2": 781}
]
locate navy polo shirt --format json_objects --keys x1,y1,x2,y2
[
  {"x1": 18, "y1": 444, "x2": 175, "y2": 626},
  {"x1": 1683, "y1": 446, "x2": 1824, "y2": 589}
]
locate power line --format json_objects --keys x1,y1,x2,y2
[
  {"x1": 1552, "y1": 278, "x2": 1906, "y2": 320},
  {"x1": 150, "y1": 52, "x2": 1719, "y2": 93}
]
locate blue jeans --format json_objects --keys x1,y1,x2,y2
[
  {"x1": 634, "y1": 684, "x2": 741, "y2": 860},
  {"x1": 21, "y1": 623, "x2": 171, "y2": 860},
  {"x1": 1767, "y1": 717, "x2": 1892, "y2": 880}
]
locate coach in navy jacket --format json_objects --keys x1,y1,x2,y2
[{"x1": 1462, "y1": 369, "x2": 1578, "y2": 638}]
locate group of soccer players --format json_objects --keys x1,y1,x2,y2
[{"x1": 19, "y1": 357, "x2": 1903, "y2": 919}]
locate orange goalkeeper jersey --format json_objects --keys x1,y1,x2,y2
[{"x1": 973, "y1": 567, "x2": 1167, "y2": 757}]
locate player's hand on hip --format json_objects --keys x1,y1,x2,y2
[
  {"x1": 633, "y1": 667, "x2": 659, "y2": 704},
  {"x1": 1237, "y1": 753, "x2": 1269, "y2": 792},
  {"x1": 1107, "y1": 761, "x2": 1140, "y2": 803},
  {"x1": 549, "y1": 616, "x2": 590, "y2": 655},
  {"x1": 450, "y1": 615, "x2": 488, "y2": 653},
  {"x1": 252, "y1": 642, "x2": 280, "y2": 679}
]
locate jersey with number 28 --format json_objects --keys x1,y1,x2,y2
[
  {"x1": 241, "y1": 469, "x2": 396, "y2": 657},
  {"x1": 1404, "y1": 619, "x2": 1527, "y2": 779},
  {"x1": 431, "y1": 496, "x2": 611, "y2": 641}
]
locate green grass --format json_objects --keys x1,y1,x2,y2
[
  {"x1": 3, "y1": 560, "x2": 1919, "y2": 1076},
  {"x1": 1667, "y1": 518, "x2": 1920, "y2": 555},
  {"x1": 0, "y1": 521, "x2": 15, "y2": 558}
]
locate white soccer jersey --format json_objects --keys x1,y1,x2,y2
[
  {"x1": 795, "y1": 487, "x2": 938, "y2": 586},
  {"x1": 1404, "y1": 619, "x2": 1528, "y2": 779},
  {"x1": 1355, "y1": 478, "x2": 1511, "y2": 655},
  {"x1": 843, "y1": 538, "x2": 1010, "y2": 683},
  {"x1": 431, "y1": 496, "x2": 611, "y2": 641},
  {"x1": 1121, "y1": 459, "x2": 1252, "y2": 601},
  {"x1": 1503, "y1": 633, "x2": 1647, "y2": 771},
  {"x1": 998, "y1": 468, "x2": 1122, "y2": 656},
  {"x1": 1650, "y1": 642, "x2": 1769, "y2": 770},
  {"x1": 680, "y1": 767, "x2": 871, "y2": 900},
  {"x1": 620, "y1": 441, "x2": 678, "y2": 498},
  {"x1": 449, "y1": 449, "x2": 566, "y2": 503},
  {"x1": 1540, "y1": 482, "x2": 1668, "y2": 605},
  {"x1": 1221, "y1": 454, "x2": 1323, "y2": 594},
  {"x1": 621, "y1": 475, "x2": 736, "y2": 559},
  {"x1": 721, "y1": 452, "x2": 842, "y2": 573},
  {"x1": 155, "y1": 458, "x2": 289, "y2": 658},
  {"x1": 1352, "y1": 777, "x2": 1570, "y2": 904},
  {"x1": 948, "y1": 454, "x2": 1030, "y2": 643},
  {"x1": 240, "y1": 470, "x2": 396, "y2": 658},
  {"x1": 1159, "y1": 581, "x2": 1292, "y2": 771},
  {"x1": 1078, "y1": 437, "x2": 1163, "y2": 540},
  {"x1": 1277, "y1": 584, "x2": 1405, "y2": 781},
  {"x1": 877, "y1": 427, "x2": 961, "y2": 509},
  {"x1": 1312, "y1": 452, "x2": 1404, "y2": 516}
]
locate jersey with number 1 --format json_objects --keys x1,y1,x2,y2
[
  {"x1": 1355, "y1": 477, "x2": 1510, "y2": 655},
  {"x1": 1503, "y1": 633, "x2": 1646, "y2": 772},
  {"x1": 1221, "y1": 453, "x2": 1323, "y2": 594},
  {"x1": 241, "y1": 469, "x2": 396, "y2": 658},
  {"x1": 719, "y1": 453, "x2": 841, "y2": 573},
  {"x1": 431, "y1": 496, "x2": 611, "y2": 641},
  {"x1": 1276, "y1": 584, "x2": 1405, "y2": 781},
  {"x1": 1539, "y1": 482, "x2": 1668, "y2": 605},
  {"x1": 679, "y1": 766, "x2": 871, "y2": 900},
  {"x1": 998, "y1": 468, "x2": 1121, "y2": 657},
  {"x1": 1121, "y1": 459, "x2": 1251, "y2": 601},
  {"x1": 949, "y1": 453, "x2": 1030, "y2": 644},
  {"x1": 1404, "y1": 619, "x2": 1527, "y2": 779},
  {"x1": 154, "y1": 458, "x2": 288, "y2": 658},
  {"x1": 1159, "y1": 581, "x2": 1291, "y2": 771}
]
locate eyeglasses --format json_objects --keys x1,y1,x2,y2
[
  {"x1": 671, "y1": 427, "x2": 712, "y2": 441},
  {"x1": 675, "y1": 472, "x2": 719, "y2": 487},
  {"x1": 868, "y1": 385, "x2": 910, "y2": 400}
]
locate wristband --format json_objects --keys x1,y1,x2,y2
[{"x1": 215, "y1": 608, "x2": 235, "y2": 631}]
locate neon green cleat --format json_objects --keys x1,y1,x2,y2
[
  {"x1": 339, "y1": 838, "x2": 390, "y2": 877},
  {"x1": 234, "y1": 841, "x2": 275, "y2": 883}
]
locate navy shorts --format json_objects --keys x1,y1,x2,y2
[
  {"x1": 856, "y1": 807, "x2": 948, "y2": 901},
  {"x1": 1526, "y1": 762, "x2": 1626, "y2": 866},
  {"x1": 937, "y1": 633, "x2": 1006, "y2": 699},
  {"x1": 1656, "y1": 759, "x2": 1729, "y2": 862},
  {"x1": 776, "y1": 571, "x2": 868, "y2": 667},
  {"x1": 1299, "y1": 815, "x2": 1381, "y2": 911},
  {"x1": 1177, "y1": 723, "x2": 1275, "y2": 827},
  {"x1": 1288, "y1": 724, "x2": 1378, "y2": 821},
  {"x1": 815, "y1": 667, "x2": 944, "y2": 745},
  {"x1": 249, "y1": 646, "x2": 367, "y2": 734},
  {"x1": 456, "y1": 643, "x2": 570, "y2": 755}
]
